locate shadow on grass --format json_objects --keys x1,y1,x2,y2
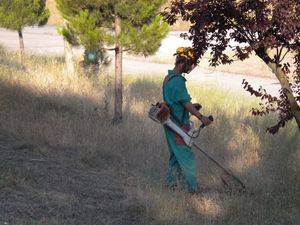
[
  {"x1": 0, "y1": 54, "x2": 27, "y2": 72},
  {"x1": 0, "y1": 72, "x2": 299, "y2": 225},
  {"x1": 129, "y1": 78, "x2": 162, "y2": 102},
  {"x1": 0, "y1": 78, "x2": 155, "y2": 225}
]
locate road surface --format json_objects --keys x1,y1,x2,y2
[{"x1": 0, "y1": 26, "x2": 281, "y2": 96}]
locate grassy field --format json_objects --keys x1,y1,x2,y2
[{"x1": 0, "y1": 49, "x2": 299, "y2": 225}]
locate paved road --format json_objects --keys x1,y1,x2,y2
[{"x1": 0, "y1": 26, "x2": 281, "y2": 96}]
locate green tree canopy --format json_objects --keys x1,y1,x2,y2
[
  {"x1": 0, "y1": 0, "x2": 50, "y2": 57},
  {"x1": 56, "y1": 0, "x2": 169, "y2": 122},
  {"x1": 56, "y1": 0, "x2": 169, "y2": 53},
  {"x1": 0, "y1": 0, "x2": 49, "y2": 32}
]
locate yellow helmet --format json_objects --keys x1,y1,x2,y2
[{"x1": 174, "y1": 47, "x2": 197, "y2": 63}]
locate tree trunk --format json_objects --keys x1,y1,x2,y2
[
  {"x1": 113, "y1": 15, "x2": 123, "y2": 124},
  {"x1": 255, "y1": 49, "x2": 300, "y2": 130},
  {"x1": 18, "y1": 30, "x2": 24, "y2": 63},
  {"x1": 267, "y1": 62, "x2": 300, "y2": 129}
]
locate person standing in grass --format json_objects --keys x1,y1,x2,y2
[{"x1": 162, "y1": 47, "x2": 212, "y2": 193}]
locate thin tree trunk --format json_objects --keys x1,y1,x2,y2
[
  {"x1": 267, "y1": 62, "x2": 300, "y2": 129},
  {"x1": 18, "y1": 30, "x2": 24, "y2": 63},
  {"x1": 255, "y1": 49, "x2": 300, "y2": 130},
  {"x1": 113, "y1": 15, "x2": 123, "y2": 123}
]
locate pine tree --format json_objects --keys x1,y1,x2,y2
[
  {"x1": 55, "y1": 0, "x2": 169, "y2": 123},
  {"x1": 0, "y1": 0, "x2": 50, "y2": 59}
]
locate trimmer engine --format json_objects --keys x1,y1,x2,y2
[{"x1": 148, "y1": 102, "x2": 207, "y2": 147}]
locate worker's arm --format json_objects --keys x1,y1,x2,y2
[
  {"x1": 171, "y1": 77, "x2": 212, "y2": 126},
  {"x1": 184, "y1": 102, "x2": 212, "y2": 126}
]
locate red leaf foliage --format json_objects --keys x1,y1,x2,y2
[{"x1": 163, "y1": 0, "x2": 300, "y2": 133}]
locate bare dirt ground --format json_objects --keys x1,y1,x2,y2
[{"x1": 0, "y1": 132, "x2": 143, "y2": 225}]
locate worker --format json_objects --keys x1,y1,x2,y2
[{"x1": 162, "y1": 47, "x2": 212, "y2": 193}]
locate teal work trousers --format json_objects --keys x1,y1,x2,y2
[{"x1": 164, "y1": 126, "x2": 199, "y2": 192}]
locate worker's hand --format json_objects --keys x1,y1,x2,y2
[
  {"x1": 201, "y1": 115, "x2": 213, "y2": 126},
  {"x1": 193, "y1": 103, "x2": 202, "y2": 111}
]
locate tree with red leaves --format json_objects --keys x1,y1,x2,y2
[{"x1": 163, "y1": 0, "x2": 300, "y2": 134}]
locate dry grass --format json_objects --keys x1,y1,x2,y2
[
  {"x1": 46, "y1": 0, "x2": 62, "y2": 26},
  {"x1": 0, "y1": 48, "x2": 299, "y2": 225}
]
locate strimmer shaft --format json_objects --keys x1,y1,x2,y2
[{"x1": 192, "y1": 142, "x2": 246, "y2": 190}]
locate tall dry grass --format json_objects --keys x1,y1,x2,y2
[{"x1": 0, "y1": 48, "x2": 299, "y2": 225}]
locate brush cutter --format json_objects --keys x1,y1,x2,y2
[{"x1": 148, "y1": 102, "x2": 246, "y2": 191}]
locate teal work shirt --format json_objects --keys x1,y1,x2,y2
[{"x1": 163, "y1": 70, "x2": 191, "y2": 125}]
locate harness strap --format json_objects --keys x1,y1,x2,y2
[{"x1": 163, "y1": 74, "x2": 186, "y2": 126}]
